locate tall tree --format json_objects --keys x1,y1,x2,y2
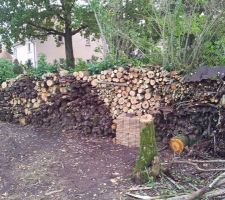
[{"x1": 0, "y1": 0, "x2": 99, "y2": 67}]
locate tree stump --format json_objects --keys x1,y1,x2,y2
[{"x1": 133, "y1": 114, "x2": 158, "y2": 184}]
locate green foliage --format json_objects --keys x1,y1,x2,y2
[
  {"x1": 71, "y1": 56, "x2": 154, "y2": 75},
  {"x1": 13, "y1": 63, "x2": 24, "y2": 75},
  {"x1": 201, "y1": 38, "x2": 225, "y2": 66},
  {"x1": 0, "y1": 0, "x2": 99, "y2": 67},
  {"x1": 74, "y1": 59, "x2": 89, "y2": 72},
  {"x1": 27, "y1": 54, "x2": 58, "y2": 78},
  {"x1": 0, "y1": 58, "x2": 16, "y2": 83},
  {"x1": 90, "y1": 0, "x2": 225, "y2": 72}
]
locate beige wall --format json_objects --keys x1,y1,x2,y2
[{"x1": 36, "y1": 34, "x2": 103, "y2": 65}]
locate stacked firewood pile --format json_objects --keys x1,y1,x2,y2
[
  {"x1": 81, "y1": 65, "x2": 225, "y2": 155},
  {"x1": 0, "y1": 76, "x2": 37, "y2": 122},
  {"x1": 155, "y1": 67, "x2": 225, "y2": 156},
  {"x1": 0, "y1": 74, "x2": 114, "y2": 137},
  {"x1": 0, "y1": 65, "x2": 225, "y2": 154},
  {"x1": 74, "y1": 66, "x2": 181, "y2": 118}
]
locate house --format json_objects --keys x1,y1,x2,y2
[
  {"x1": 0, "y1": 50, "x2": 13, "y2": 61},
  {"x1": 0, "y1": 44, "x2": 13, "y2": 61},
  {"x1": 13, "y1": 34, "x2": 102, "y2": 67}
]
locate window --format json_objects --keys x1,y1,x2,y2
[
  {"x1": 28, "y1": 43, "x2": 31, "y2": 53},
  {"x1": 13, "y1": 48, "x2": 17, "y2": 58},
  {"x1": 85, "y1": 37, "x2": 91, "y2": 46}
]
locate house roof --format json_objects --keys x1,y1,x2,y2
[{"x1": 0, "y1": 51, "x2": 13, "y2": 60}]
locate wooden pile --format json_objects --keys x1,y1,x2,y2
[
  {"x1": 0, "y1": 74, "x2": 114, "y2": 137},
  {"x1": 74, "y1": 66, "x2": 181, "y2": 119},
  {"x1": 0, "y1": 65, "x2": 225, "y2": 155},
  {"x1": 155, "y1": 71, "x2": 225, "y2": 156}
]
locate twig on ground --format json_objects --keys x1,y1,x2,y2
[
  {"x1": 126, "y1": 193, "x2": 186, "y2": 200},
  {"x1": 206, "y1": 188, "x2": 225, "y2": 198},
  {"x1": 188, "y1": 183, "x2": 199, "y2": 191},
  {"x1": 128, "y1": 186, "x2": 153, "y2": 191},
  {"x1": 126, "y1": 172, "x2": 225, "y2": 200},
  {"x1": 126, "y1": 193, "x2": 153, "y2": 200},
  {"x1": 159, "y1": 145, "x2": 168, "y2": 152},
  {"x1": 183, "y1": 172, "x2": 225, "y2": 200},
  {"x1": 189, "y1": 159, "x2": 225, "y2": 163},
  {"x1": 162, "y1": 173, "x2": 184, "y2": 190},
  {"x1": 163, "y1": 160, "x2": 225, "y2": 172},
  {"x1": 45, "y1": 189, "x2": 63, "y2": 196}
]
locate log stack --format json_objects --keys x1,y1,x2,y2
[
  {"x1": 154, "y1": 68, "x2": 225, "y2": 156},
  {"x1": 0, "y1": 74, "x2": 114, "y2": 137},
  {"x1": 0, "y1": 65, "x2": 225, "y2": 156},
  {"x1": 74, "y1": 66, "x2": 181, "y2": 119}
]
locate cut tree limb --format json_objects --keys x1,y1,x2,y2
[{"x1": 164, "y1": 160, "x2": 225, "y2": 172}]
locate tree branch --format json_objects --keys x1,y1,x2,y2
[
  {"x1": 28, "y1": 22, "x2": 64, "y2": 36},
  {"x1": 71, "y1": 25, "x2": 88, "y2": 35},
  {"x1": 165, "y1": 160, "x2": 225, "y2": 172}
]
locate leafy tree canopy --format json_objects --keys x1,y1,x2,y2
[{"x1": 0, "y1": 0, "x2": 99, "y2": 67}]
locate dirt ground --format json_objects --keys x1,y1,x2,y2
[
  {"x1": 0, "y1": 122, "x2": 139, "y2": 200},
  {"x1": 0, "y1": 122, "x2": 224, "y2": 200}
]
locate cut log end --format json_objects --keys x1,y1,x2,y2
[{"x1": 140, "y1": 114, "x2": 154, "y2": 124}]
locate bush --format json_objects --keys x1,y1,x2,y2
[
  {"x1": 27, "y1": 54, "x2": 59, "y2": 77},
  {"x1": 87, "y1": 59, "x2": 114, "y2": 74},
  {"x1": 13, "y1": 59, "x2": 24, "y2": 75},
  {"x1": 73, "y1": 59, "x2": 88, "y2": 72},
  {"x1": 0, "y1": 58, "x2": 16, "y2": 83},
  {"x1": 201, "y1": 39, "x2": 225, "y2": 67}
]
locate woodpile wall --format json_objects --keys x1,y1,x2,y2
[
  {"x1": 0, "y1": 66, "x2": 225, "y2": 155},
  {"x1": 87, "y1": 66, "x2": 180, "y2": 118},
  {"x1": 0, "y1": 74, "x2": 114, "y2": 137}
]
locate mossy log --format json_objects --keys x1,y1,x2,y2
[{"x1": 133, "y1": 114, "x2": 158, "y2": 184}]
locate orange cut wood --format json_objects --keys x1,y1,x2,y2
[{"x1": 169, "y1": 138, "x2": 185, "y2": 154}]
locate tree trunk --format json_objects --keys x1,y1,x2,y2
[
  {"x1": 64, "y1": 31, "x2": 75, "y2": 68},
  {"x1": 133, "y1": 115, "x2": 158, "y2": 184}
]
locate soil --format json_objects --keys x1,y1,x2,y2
[
  {"x1": 0, "y1": 122, "x2": 224, "y2": 200},
  {"x1": 0, "y1": 122, "x2": 137, "y2": 200}
]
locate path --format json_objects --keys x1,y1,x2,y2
[{"x1": 0, "y1": 122, "x2": 137, "y2": 200}]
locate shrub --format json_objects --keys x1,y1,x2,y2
[
  {"x1": 13, "y1": 59, "x2": 24, "y2": 75},
  {"x1": 87, "y1": 59, "x2": 115, "y2": 74},
  {"x1": 0, "y1": 58, "x2": 16, "y2": 83},
  {"x1": 27, "y1": 54, "x2": 59, "y2": 77},
  {"x1": 73, "y1": 59, "x2": 88, "y2": 72}
]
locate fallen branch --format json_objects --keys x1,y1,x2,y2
[
  {"x1": 126, "y1": 193, "x2": 186, "y2": 200},
  {"x1": 164, "y1": 160, "x2": 225, "y2": 172},
  {"x1": 177, "y1": 172, "x2": 225, "y2": 200},
  {"x1": 162, "y1": 173, "x2": 184, "y2": 190},
  {"x1": 128, "y1": 186, "x2": 153, "y2": 191},
  {"x1": 126, "y1": 173, "x2": 225, "y2": 200},
  {"x1": 189, "y1": 159, "x2": 225, "y2": 164},
  {"x1": 126, "y1": 193, "x2": 153, "y2": 200},
  {"x1": 206, "y1": 188, "x2": 225, "y2": 198}
]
